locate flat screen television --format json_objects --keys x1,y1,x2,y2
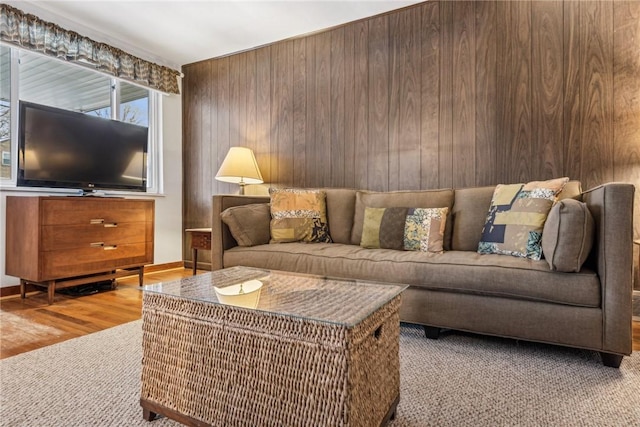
[{"x1": 18, "y1": 101, "x2": 148, "y2": 194}]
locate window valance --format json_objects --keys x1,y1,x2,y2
[{"x1": 0, "y1": 4, "x2": 181, "y2": 95}]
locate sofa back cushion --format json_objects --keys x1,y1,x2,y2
[
  {"x1": 350, "y1": 189, "x2": 454, "y2": 247},
  {"x1": 451, "y1": 186, "x2": 496, "y2": 251},
  {"x1": 325, "y1": 189, "x2": 357, "y2": 244}
]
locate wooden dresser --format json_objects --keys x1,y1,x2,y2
[{"x1": 5, "y1": 196, "x2": 154, "y2": 304}]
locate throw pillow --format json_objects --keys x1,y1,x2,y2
[
  {"x1": 404, "y1": 207, "x2": 449, "y2": 253},
  {"x1": 350, "y1": 189, "x2": 454, "y2": 246},
  {"x1": 477, "y1": 177, "x2": 569, "y2": 260},
  {"x1": 269, "y1": 188, "x2": 332, "y2": 243},
  {"x1": 360, "y1": 207, "x2": 408, "y2": 249},
  {"x1": 220, "y1": 203, "x2": 271, "y2": 247},
  {"x1": 541, "y1": 199, "x2": 594, "y2": 272}
]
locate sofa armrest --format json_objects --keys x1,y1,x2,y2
[
  {"x1": 582, "y1": 182, "x2": 635, "y2": 355},
  {"x1": 212, "y1": 195, "x2": 270, "y2": 270}
]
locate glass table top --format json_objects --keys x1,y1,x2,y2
[{"x1": 143, "y1": 266, "x2": 407, "y2": 327}]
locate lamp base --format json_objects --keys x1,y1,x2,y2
[{"x1": 238, "y1": 183, "x2": 246, "y2": 195}]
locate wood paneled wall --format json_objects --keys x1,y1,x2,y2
[{"x1": 183, "y1": 0, "x2": 640, "y2": 265}]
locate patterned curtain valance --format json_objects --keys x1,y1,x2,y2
[{"x1": 0, "y1": 4, "x2": 181, "y2": 94}]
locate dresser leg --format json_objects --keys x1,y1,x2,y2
[
  {"x1": 138, "y1": 266, "x2": 145, "y2": 287},
  {"x1": 47, "y1": 281, "x2": 55, "y2": 305},
  {"x1": 20, "y1": 279, "x2": 26, "y2": 299}
]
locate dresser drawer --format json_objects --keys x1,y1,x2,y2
[
  {"x1": 192, "y1": 233, "x2": 212, "y2": 250},
  {"x1": 42, "y1": 222, "x2": 148, "y2": 251},
  {"x1": 42, "y1": 242, "x2": 151, "y2": 279},
  {"x1": 41, "y1": 199, "x2": 150, "y2": 226}
]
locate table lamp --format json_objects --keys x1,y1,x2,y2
[{"x1": 215, "y1": 147, "x2": 264, "y2": 195}]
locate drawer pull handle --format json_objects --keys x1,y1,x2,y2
[
  {"x1": 90, "y1": 242, "x2": 104, "y2": 247},
  {"x1": 103, "y1": 223, "x2": 118, "y2": 228},
  {"x1": 103, "y1": 245, "x2": 118, "y2": 250},
  {"x1": 90, "y1": 219, "x2": 105, "y2": 225}
]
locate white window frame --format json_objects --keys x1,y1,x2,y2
[{"x1": 0, "y1": 46, "x2": 163, "y2": 195}]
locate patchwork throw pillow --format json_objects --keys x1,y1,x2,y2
[
  {"x1": 269, "y1": 188, "x2": 332, "y2": 243},
  {"x1": 360, "y1": 206, "x2": 448, "y2": 253},
  {"x1": 541, "y1": 198, "x2": 594, "y2": 272},
  {"x1": 477, "y1": 177, "x2": 569, "y2": 260},
  {"x1": 221, "y1": 203, "x2": 271, "y2": 247},
  {"x1": 350, "y1": 189, "x2": 454, "y2": 246},
  {"x1": 404, "y1": 207, "x2": 449, "y2": 253},
  {"x1": 361, "y1": 207, "x2": 408, "y2": 249}
]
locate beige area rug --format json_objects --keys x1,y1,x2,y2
[
  {"x1": 0, "y1": 311, "x2": 65, "y2": 347},
  {"x1": 1, "y1": 321, "x2": 639, "y2": 426}
]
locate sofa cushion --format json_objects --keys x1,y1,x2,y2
[
  {"x1": 324, "y1": 189, "x2": 357, "y2": 244},
  {"x1": 361, "y1": 207, "x2": 408, "y2": 250},
  {"x1": 478, "y1": 177, "x2": 569, "y2": 260},
  {"x1": 269, "y1": 188, "x2": 332, "y2": 243},
  {"x1": 542, "y1": 199, "x2": 594, "y2": 272},
  {"x1": 224, "y1": 243, "x2": 600, "y2": 308},
  {"x1": 220, "y1": 203, "x2": 271, "y2": 247},
  {"x1": 351, "y1": 189, "x2": 454, "y2": 247},
  {"x1": 404, "y1": 207, "x2": 448, "y2": 253},
  {"x1": 451, "y1": 186, "x2": 496, "y2": 251}
]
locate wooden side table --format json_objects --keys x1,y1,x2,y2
[
  {"x1": 185, "y1": 228, "x2": 212, "y2": 275},
  {"x1": 634, "y1": 240, "x2": 640, "y2": 292}
]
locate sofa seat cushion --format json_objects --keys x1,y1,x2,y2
[{"x1": 224, "y1": 244, "x2": 600, "y2": 308}]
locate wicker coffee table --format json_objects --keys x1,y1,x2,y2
[{"x1": 140, "y1": 266, "x2": 406, "y2": 427}]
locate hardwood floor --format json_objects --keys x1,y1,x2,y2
[
  {"x1": 1, "y1": 267, "x2": 639, "y2": 359},
  {"x1": 0, "y1": 267, "x2": 192, "y2": 359}
]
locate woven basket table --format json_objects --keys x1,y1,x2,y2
[{"x1": 140, "y1": 266, "x2": 406, "y2": 427}]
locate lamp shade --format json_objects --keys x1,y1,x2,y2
[{"x1": 215, "y1": 147, "x2": 264, "y2": 185}]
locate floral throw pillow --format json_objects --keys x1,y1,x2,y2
[
  {"x1": 404, "y1": 207, "x2": 449, "y2": 253},
  {"x1": 269, "y1": 188, "x2": 332, "y2": 243},
  {"x1": 477, "y1": 177, "x2": 569, "y2": 260}
]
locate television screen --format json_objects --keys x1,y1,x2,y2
[{"x1": 18, "y1": 101, "x2": 148, "y2": 193}]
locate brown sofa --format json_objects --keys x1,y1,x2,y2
[{"x1": 212, "y1": 182, "x2": 635, "y2": 367}]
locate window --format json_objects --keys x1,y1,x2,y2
[
  {"x1": 120, "y1": 81, "x2": 149, "y2": 126},
  {"x1": 0, "y1": 47, "x2": 162, "y2": 193},
  {"x1": 0, "y1": 46, "x2": 10, "y2": 179},
  {"x1": 19, "y1": 50, "x2": 112, "y2": 114}
]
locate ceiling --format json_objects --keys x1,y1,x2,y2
[{"x1": 6, "y1": 1, "x2": 422, "y2": 71}]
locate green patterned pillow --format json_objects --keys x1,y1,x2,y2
[
  {"x1": 478, "y1": 177, "x2": 569, "y2": 260},
  {"x1": 360, "y1": 206, "x2": 448, "y2": 253},
  {"x1": 360, "y1": 207, "x2": 408, "y2": 249},
  {"x1": 404, "y1": 207, "x2": 449, "y2": 253},
  {"x1": 269, "y1": 188, "x2": 332, "y2": 243}
]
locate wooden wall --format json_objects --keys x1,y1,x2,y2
[{"x1": 183, "y1": 0, "x2": 640, "y2": 267}]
